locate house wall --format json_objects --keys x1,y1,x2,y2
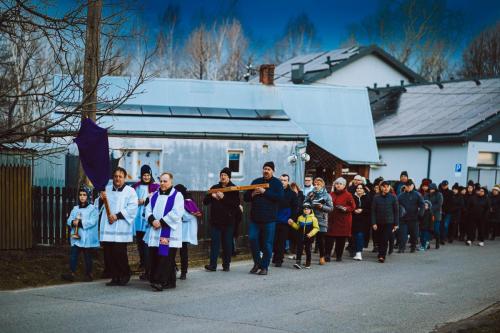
[
  {"x1": 370, "y1": 143, "x2": 469, "y2": 185},
  {"x1": 316, "y1": 54, "x2": 411, "y2": 88},
  {"x1": 107, "y1": 136, "x2": 304, "y2": 191}
]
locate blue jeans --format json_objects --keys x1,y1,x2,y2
[
  {"x1": 209, "y1": 224, "x2": 234, "y2": 269},
  {"x1": 441, "y1": 213, "x2": 451, "y2": 240},
  {"x1": 354, "y1": 231, "x2": 364, "y2": 252},
  {"x1": 70, "y1": 245, "x2": 92, "y2": 274},
  {"x1": 420, "y1": 230, "x2": 430, "y2": 248},
  {"x1": 434, "y1": 220, "x2": 441, "y2": 238},
  {"x1": 249, "y1": 221, "x2": 276, "y2": 270}
]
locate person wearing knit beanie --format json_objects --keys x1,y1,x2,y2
[
  {"x1": 263, "y1": 161, "x2": 275, "y2": 171},
  {"x1": 220, "y1": 167, "x2": 232, "y2": 178}
]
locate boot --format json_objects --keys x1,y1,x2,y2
[{"x1": 319, "y1": 257, "x2": 325, "y2": 265}]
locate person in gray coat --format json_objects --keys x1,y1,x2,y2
[
  {"x1": 424, "y1": 183, "x2": 443, "y2": 249},
  {"x1": 304, "y1": 177, "x2": 333, "y2": 264}
]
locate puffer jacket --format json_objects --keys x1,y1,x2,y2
[{"x1": 304, "y1": 187, "x2": 333, "y2": 232}]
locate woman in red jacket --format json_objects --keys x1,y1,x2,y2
[{"x1": 325, "y1": 177, "x2": 356, "y2": 261}]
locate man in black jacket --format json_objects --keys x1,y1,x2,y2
[
  {"x1": 397, "y1": 179, "x2": 424, "y2": 253},
  {"x1": 244, "y1": 161, "x2": 284, "y2": 275},
  {"x1": 439, "y1": 180, "x2": 454, "y2": 244},
  {"x1": 372, "y1": 181, "x2": 399, "y2": 263},
  {"x1": 203, "y1": 168, "x2": 241, "y2": 272},
  {"x1": 272, "y1": 174, "x2": 298, "y2": 267}
]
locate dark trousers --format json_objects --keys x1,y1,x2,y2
[
  {"x1": 69, "y1": 245, "x2": 93, "y2": 274},
  {"x1": 325, "y1": 236, "x2": 347, "y2": 260},
  {"x1": 448, "y1": 213, "x2": 460, "y2": 241},
  {"x1": 209, "y1": 224, "x2": 234, "y2": 269},
  {"x1": 316, "y1": 232, "x2": 326, "y2": 258},
  {"x1": 296, "y1": 234, "x2": 314, "y2": 264},
  {"x1": 399, "y1": 220, "x2": 418, "y2": 250},
  {"x1": 273, "y1": 223, "x2": 289, "y2": 264},
  {"x1": 378, "y1": 225, "x2": 394, "y2": 259},
  {"x1": 136, "y1": 231, "x2": 147, "y2": 268},
  {"x1": 468, "y1": 218, "x2": 486, "y2": 242},
  {"x1": 489, "y1": 222, "x2": 500, "y2": 239},
  {"x1": 102, "y1": 242, "x2": 130, "y2": 281},
  {"x1": 178, "y1": 242, "x2": 189, "y2": 274},
  {"x1": 149, "y1": 246, "x2": 177, "y2": 287},
  {"x1": 458, "y1": 213, "x2": 467, "y2": 240}
]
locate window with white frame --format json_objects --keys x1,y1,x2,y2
[
  {"x1": 228, "y1": 150, "x2": 243, "y2": 177},
  {"x1": 120, "y1": 150, "x2": 161, "y2": 181}
]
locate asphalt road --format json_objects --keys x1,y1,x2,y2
[{"x1": 1, "y1": 241, "x2": 500, "y2": 333}]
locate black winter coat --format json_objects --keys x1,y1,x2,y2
[
  {"x1": 371, "y1": 193, "x2": 399, "y2": 226},
  {"x1": 467, "y1": 195, "x2": 490, "y2": 222},
  {"x1": 203, "y1": 181, "x2": 241, "y2": 227},
  {"x1": 243, "y1": 176, "x2": 284, "y2": 223},
  {"x1": 352, "y1": 193, "x2": 371, "y2": 233},
  {"x1": 449, "y1": 193, "x2": 465, "y2": 215},
  {"x1": 440, "y1": 188, "x2": 454, "y2": 214},
  {"x1": 489, "y1": 194, "x2": 500, "y2": 223}
]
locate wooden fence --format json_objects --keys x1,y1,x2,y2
[
  {"x1": 32, "y1": 187, "x2": 251, "y2": 246},
  {"x1": 0, "y1": 165, "x2": 32, "y2": 250}
]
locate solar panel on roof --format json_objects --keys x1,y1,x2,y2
[
  {"x1": 198, "y1": 107, "x2": 230, "y2": 117},
  {"x1": 170, "y1": 106, "x2": 201, "y2": 116}
]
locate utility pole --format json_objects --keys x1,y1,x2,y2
[
  {"x1": 82, "y1": 0, "x2": 102, "y2": 121},
  {"x1": 78, "y1": 0, "x2": 102, "y2": 188}
]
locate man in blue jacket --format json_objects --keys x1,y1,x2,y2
[
  {"x1": 397, "y1": 179, "x2": 425, "y2": 253},
  {"x1": 244, "y1": 161, "x2": 284, "y2": 275}
]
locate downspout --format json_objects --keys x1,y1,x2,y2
[{"x1": 422, "y1": 145, "x2": 432, "y2": 179}]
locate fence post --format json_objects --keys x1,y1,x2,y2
[{"x1": 55, "y1": 187, "x2": 61, "y2": 245}]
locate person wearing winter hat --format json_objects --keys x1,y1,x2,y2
[
  {"x1": 466, "y1": 186, "x2": 490, "y2": 246},
  {"x1": 203, "y1": 168, "x2": 240, "y2": 272},
  {"x1": 397, "y1": 179, "x2": 425, "y2": 253},
  {"x1": 394, "y1": 171, "x2": 409, "y2": 195},
  {"x1": 439, "y1": 180, "x2": 454, "y2": 245},
  {"x1": 371, "y1": 181, "x2": 399, "y2": 263},
  {"x1": 244, "y1": 161, "x2": 284, "y2": 275},
  {"x1": 288, "y1": 202, "x2": 319, "y2": 269},
  {"x1": 132, "y1": 165, "x2": 160, "y2": 278},
  {"x1": 424, "y1": 183, "x2": 443, "y2": 249},
  {"x1": 348, "y1": 175, "x2": 364, "y2": 194},
  {"x1": 418, "y1": 200, "x2": 433, "y2": 251},
  {"x1": 489, "y1": 186, "x2": 500, "y2": 240},
  {"x1": 447, "y1": 183, "x2": 465, "y2": 243}
]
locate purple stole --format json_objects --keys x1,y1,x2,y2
[{"x1": 150, "y1": 189, "x2": 177, "y2": 256}]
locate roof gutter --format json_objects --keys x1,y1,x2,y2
[
  {"x1": 377, "y1": 134, "x2": 468, "y2": 144},
  {"x1": 50, "y1": 129, "x2": 308, "y2": 141}
]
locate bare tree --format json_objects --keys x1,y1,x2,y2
[
  {"x1": 460, "y1": 22, "x2": 500, "y2": 79},
  {"x1": 184, "y1": 19, "x2": 249, "y2": 81},
  {"x1": 348, "y1": 0, "x2": 464, "y2": 80},
  {"x1": 268, "y1": 13, "x2": 320, "y2": 64},
  {"x1": 152, "y1": 3, "x2": 181, "y2": 78},
  {"x1": 0, "y1": 0, "x2": 154, "y2": 146}
]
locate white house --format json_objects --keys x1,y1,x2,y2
[
  {"x1": 370, "y1": 77, "x2": 500, "y2": 188},
  {"x1": 267, "y1": 44, "x2": 425, "y2": 88}
]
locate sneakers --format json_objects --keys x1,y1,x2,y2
[
  {"x1": 304, "y1": 265, "x2": 311, "y2": 269},
  {"x1": 288, "y1": 255, "x2": 296, "y2": 260},
  {"x1": 478, "y1": 242, "x2": 484, "y2": 247},
  {"x1": 353, "y1": 252, "x2": 362, "y2": 261},
  {"x1": 293, "y1": 263, "x2": 302, "y2": 269},
  {"x1": 466, "y1": 240, "x2": 472, "y2": 246},
  {"x1": 378, "y1": 257, "x2": 385, "y2": 263},
  {"x1": 419, "y1": 246, "x2": 425, "y2": 251},
  {"x1": 257, "y1": 268, "x2": 268, "y2": 275}
]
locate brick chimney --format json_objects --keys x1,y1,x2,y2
[{"x1": 259, "y1": 64, "x2": 275, "y2": 85}]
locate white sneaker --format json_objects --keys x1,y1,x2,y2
[
  {"x1": 466, "y1": 240, "x2": 472, "y2": 246},
  {"x1": 353, "y1": 252, "x2": 362, "y2": 261},
  {"x1": 293, "y1": 263, "x2": 302, "y2": 269},
  {"x1": 288, "y1": 255, "x2": 296, "y2": 260},
  {"x1": 478, "y1": 242, "x2": 484, "y2": 247}
]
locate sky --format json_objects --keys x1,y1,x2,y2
[{"x1": 133, "y1": 0, "x2": 500, "y2": 53}]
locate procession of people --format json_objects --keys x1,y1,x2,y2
[{"x1": 62, "y1": 163, "x2": 500, "y2": 291}]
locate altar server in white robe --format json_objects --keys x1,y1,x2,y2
[
  {"x1": 144, "y1": 172, "x2": 184, "y2": 291},
  {"x1": 97, "y1": 167, "x2": 138, "y2": 286}
]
